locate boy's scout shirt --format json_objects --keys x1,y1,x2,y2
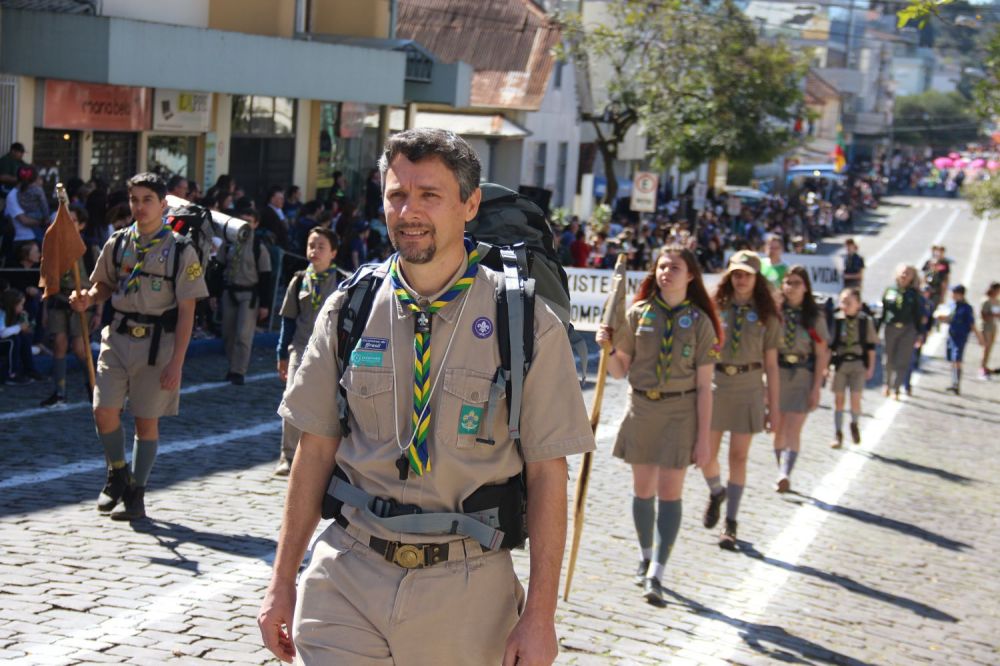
[
  {"x1": 278, "y1": 259, "x2": 596, "y2": 544},
  {"x1": 832, "y1": 313, "x2": 876, "y2": 357},
  {"x1": 224, "y1": 236, "x2": 271, "y2": 287},
  {"x1": 614, "y1": 300, "x2": 719, "y2": 393},
  {"x1": 91, "y1": 228, "x2": 208, "y2": 315},
  {"x1": 279, "y1": 269, "x2": 339, "y2": 350},
  {"x1": 778, "y1": 306, "x2": 830, "y2": 356},
  {"x1": 716, "y1": 300, "x2": 782, "y2": 367}
]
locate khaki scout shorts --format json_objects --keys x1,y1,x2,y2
[
  {"x1": 46, "y1": 300, "x2": 82, "y2": 338},
  {"x1": 293, "y1": 522, "x2": 524, "y2": 666},
  {"x1": 613, "y1": 390, "x2": 696, "y2": 468},
  {"x1": 711, "y1": 372, "x2": 765, "y2": 434},
  {"x1": 94, "y1": 325, "x2": 179, "y2": 418},
  {"x1": 833, "y1": 359, "x2": 866, "y2": 394},
  {"x1": 778, "y1": 366, "x2": 814, "y2": 414}
]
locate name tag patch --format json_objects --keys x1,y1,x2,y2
[
  {"x1": 151, "y1": 278, "x2": 163, "y2": 292},
  {"x1": 350, "y1": 350, "x2": 383, "y2": 367},
  {"x1": 358, "y1": 337, "x2": 389, "y2": 351},
  {"x1": 458, "y1": 405, "x2": 483, "y2": 435}
]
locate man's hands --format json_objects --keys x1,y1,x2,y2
[
  {"x1": 160, "y1": 359, "x2": 183, "y2": 391},
  {"x1": 258, "y1": 581, "x2": 297, "y2": 663},
  {"x1": 503, "y1": 610, "x2": 558, "y2": 666},
  {"x1": 259, "y1": 307, "x2": 270, "y2": 322},
  {"x1": 69, "y1": 288, "x2": 93, "y2": 313}
]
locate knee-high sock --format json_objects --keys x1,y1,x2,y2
[
  {"x1": 951, "y1": 366, "x2": 960, "y2": 387},
  {"x1": 131, "y1": 437, "x2": 158, "y2": 487},
  {"x1": 705, "y1": 475, "x2": 724, "y2": 495},
  {"x1": 774, "y1": 448, "x2": 781, "y2": 465},
  {"x1": 834, "y1": 410, "x2": 843, "y2": 434},
  {"x1": 98, "y1": 426, "x2": 126, "y2": 468},
  {"x1": 52, "y1": 357, "x2": 67, "y2": 396},
  {"x1": 654, "y1": 500, "x2": 683, "y2": 568},
  {"x1": 632, "y1": 496, "x2": 655, "y2": 561},
  {"x1": 851, "y1": 411, "x2": 860, "y2": 424},
  {"x1": 780, "y1": 450, "x2": 798, "y2": 477},
  {"x1": 725, "y1": 483, "x2": 744, "y2": 521}
]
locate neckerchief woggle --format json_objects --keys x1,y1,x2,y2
[{"x1": 389, "y1": 239, "x2": 481, "y2": 476}]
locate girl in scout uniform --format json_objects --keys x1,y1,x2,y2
[
  {"x1": 772, "y1": 266, "x2": 829, "y2": 493},
  {"x1": 980, "y1": 282, "x2": 999, "y2": 377},
  {"x1": 828, "y1": 288, "x2": 876, "y2": 449},
  {"x1": 881, "y1": 264, "x2": 923, "y2": 400},
  {"x1": 274, "y1": 227, "x2": 338, "y2": 476},
  {"x1": 700, "y1": 250, "x2": 781, "y2": 550},
  {"x1": 597, "y1": 245, "x2": 721, "y2": 606}
]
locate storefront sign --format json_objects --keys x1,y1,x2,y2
[
  {"x1": 153, "y1": 89, "x2": 212, "y2": 132},
  {"x1": 630, "y1": 171, "x2": 658, "y2": 213},
  {"x1": 566, "y1": 267, "x2": 720, "y2": 331},
  {"x1": 43, "y1": 80, "x2": 150, "y2": 131},
  {"x1": 204, "y1": 132, "x2": 217, "y2": 188}
]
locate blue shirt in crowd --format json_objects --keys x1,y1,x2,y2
[{"x1": 948, "y1": 301, "x2": 975, "y2": 344}]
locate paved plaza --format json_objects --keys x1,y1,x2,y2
[{"x1": 1, "y1": 197, "x2": 998, "y2": 664}]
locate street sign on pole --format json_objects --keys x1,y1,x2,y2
[
  {"x1": 630, "y1": 171, "x2": 658, "y2": 213},
  {"x1": 692, "y1": 182, "x2": 708, "y2": 211}
]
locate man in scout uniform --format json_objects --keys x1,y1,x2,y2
[
  {"x1": 258, "y1": 128, "x2": 594, "y2": 665},
  {"x1": 221, "y1": 208, "x2": 272, "y2": 385},
  {"x1": 70, "y1": 172, "x2": 208, "y2": 521},
  {"x1": 274, "y1": 226, "x2": 339, "y2": 476}
]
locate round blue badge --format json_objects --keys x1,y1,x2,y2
[
  {"x1": 746, "y1": 311, "x2": 758, "y2": 323},
  {"x1": 472, "y1": 316, "x2": 494, "y2": 339},
  {"x1": 678, "y1": 315, "x2": 693, "y2": 329}
]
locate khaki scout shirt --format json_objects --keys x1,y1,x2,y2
[
  {"x1": 279, "y1": 269, "x2": 339, "y2": 350},
  {"x1": 223, "y1": 236, "x2": 271, "y2": 287},
  {"x1": 717, "y1": 300, "x2": 782, "y2": 366},
  {"x1": 832, "y1": 313, "x2": 876, "y2": 356},
  {"x1": 614, "y1": 300, "x2": 719, "y2": 393},
  {"x1": 778, "y1": 306, "x2": 830, "y2": 356},
  {"x1": 91, "y1": 228, "x2": 208, "y2": 316},
  {"x1": 278, "y1": 260, "x2": 595, "y2": 542}
]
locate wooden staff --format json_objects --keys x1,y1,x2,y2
[
  {"x1": 57, "y1": 184, "x2": 97, "y2": 393},
  {"x1": 563, "y1": 252, "x2": 628, "y2": 602}
]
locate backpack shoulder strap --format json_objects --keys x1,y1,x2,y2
[
  {"x1": 495, "y1": 244, "x2": 534, "y2": 447},
  {"x1": 110, "y1": 228, "x2": 128, "y2": 272},
  {"x1": 171, "y1": 233, "x2": 192, "y2": 282}
]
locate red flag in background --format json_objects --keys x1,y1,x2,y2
[{"x1": 39, "y1": 199, "x2": 86, "y2": 300}]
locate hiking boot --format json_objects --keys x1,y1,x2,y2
[
  {"x1": 634, "y1": 559, "x2": 650, "y2": 587},
  {"x1": 643, "y1": 578, "x2": 666, "y2": 607},
  {"x1": 831, "y1": 431, "x2": 843, "y2": 449},
  {"x1": 230, "y1": 373, "x2": 245, "y2": 386},
  {"x1": 273, "y1": 457, "x2": 292, "y2": 477},
  {"x1": 719, "y1": 519, "x2": 738, "y2": 551},
  {"x1": 775, "y1": 476, "x2": 791, "y2": 494},
  {"x1": 850, "y1": 422, "x2": 861, "y2": 445},
  {"x1": 97, "y1": 466, "x2": 131, "y2": 513},
  {"x1": 40, "y1": 392, "x2": 67, "y2": 408},
  {"x1": 110, "y1": 484, "x2": 146, "y2": 521},
  {"x1": 703, "y1": 490, "x2": 726, "y2": 528}
]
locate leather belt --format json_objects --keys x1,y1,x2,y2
[
  {"x1": 334, "y1": 514, "x2": 480, "y2": 569},
  {"x1": 779, "y1": 354, "x2": 815, "y2": 369},
  {"x1": 837, "y1": 353, "x2": 862, "y2": 363},
  {"x1": 641, "y1": 388, "x2": 695, "y2": 400},
  {"x1": 892, "y1": 322, "x2": 905, "y2": 328},
  {"x1": 715, "y1": 362, "x2": 762, "y2": 376},
  {"x1": 125, "y1": 325, "x2": 151, "y2": 339}
]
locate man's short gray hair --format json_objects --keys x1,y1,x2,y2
[{"x1": 377, "y1": 128, "x2": 481, "y2": 202}]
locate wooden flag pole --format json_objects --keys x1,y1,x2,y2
[
  {"x1": 563, "y1": 253, "x2": 627, "y2": 602},
  {"x1": 57, "y1": 184, "x2": 97, "y2": 393}
]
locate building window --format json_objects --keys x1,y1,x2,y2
[
  {"x1": 232, "y1": 95, "x2": 296, "y2": 136},
  {"x1": 147, "y1": 136, "x2": 198, "y2": 181},
  {"x1": 534, "y1": 142, "x2": 547, "y2": 188},
  {"x1": 33, "y1": 129, "x2": 79, "y2": 199},
  {"x1": 91, "y1": 132, "x2": 137, "y2": 189},
  {"x1": 556, "y1": 142, "x2": 568, "y2": 207},
  {"x1": 554, "y1": 61, "x2": 563, "y2": 89}
]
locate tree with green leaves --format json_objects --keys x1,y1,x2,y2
[
  {"x1": 893, "y1": 90, "x2": 983, "y2": 149},
  {"x1": 556, "y1": 0, "x2": 806, "y2": 203}
]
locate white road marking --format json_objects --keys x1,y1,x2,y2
[
  {"x1": 0, "y1": 372, "x2": 278, "y2": 423},
  {"x1": 961, "y1": 214, "x2": 989, "y2": 286},
  {"x1": 865, "y1": 205, "x2": 931, "y2": 267},
  {"x1": 930, "y1": 208, "x2": 962, "y2": 247},
  {"x1": 0, "y1": 421, "x2": 281, "y2": 489}
]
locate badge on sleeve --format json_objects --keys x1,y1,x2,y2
[
  {"x1": 186, "y1": 263, "x2": 203, "y2": 280},
  {"x1": 458, "y1": 405, "x2": 483, "y2": 434},
  {"x1": 746, "y1": 311, "x2": 758, "y2": 323},
  {"x1": 678, "y1": 315, "x2": 693, "y2": 329}
]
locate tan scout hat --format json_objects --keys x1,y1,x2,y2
[{"x1": 726, "y1": 249, "x2": 761, "y2": 275}]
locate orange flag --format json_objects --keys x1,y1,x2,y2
[{"x1": 39, "y1": 199, "x2": 86, "y2": 300}]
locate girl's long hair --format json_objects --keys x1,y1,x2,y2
[
  {"x1": 635, "y1": 245, "x2": 723, "y2": 343},
  {"x1": 713, "y1": 266, "x2": 780, "y2": 324},
  {"x1": 785, "y1": 265, "x2": 819, "y2": 328}
]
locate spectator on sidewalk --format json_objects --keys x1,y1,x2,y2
[
  {"x1": 760, "y1": 234, "x2": 788, "y2": 289},
  {"x1": 0, "y1": 142, "x2": 27, "y2": 193},
  {"x1": 261, "y1": 185, "x2": 289, "y2": 250},
  {"x1": 0, "y1": 287, "x2": 41, "y2": 383},
  {"x1": 166, "y1": 175, "x2": 188, "y2": 199},
  {"x1": 842, "y1": 238, "x2": 865, "y2": 290}
]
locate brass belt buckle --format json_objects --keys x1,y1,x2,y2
[
  {"x1": 393, "y1": 544, "x2": 424, "y2": 569},
  {"x1": 785, "y1": 354, "x2": 799, "y2": 364},
  {"x1": 893, "y1": 322, "x2": 904, "y2": 328},
  {"x1": 130, "y1": 325, "x2": 147, "y2": 338},
  {"x1": 646, "y1": 390, "x2": 661, "y2": 400},
  {"x1": 724, "y1": 365, "x2": 738, "y2": 376}
]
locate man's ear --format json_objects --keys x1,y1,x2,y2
[{"x1": 464, "y1": 187, "x2": 482, "y2": 224}]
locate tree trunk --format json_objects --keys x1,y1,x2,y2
[{"x1": 598, "y1": 137, "x2": 619, "y2": 205}]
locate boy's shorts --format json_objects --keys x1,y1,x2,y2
[{"x1": 946, "y1": 337, "x2": 967, "y2": 363}]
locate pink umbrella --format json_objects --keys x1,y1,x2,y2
[
  {"x1": 970, "y1": 158, "x2": 986, "y2": 169},
  {"x1": 988, "y1": 160, "x2": 1000, "y2": 171},
  {"x1": 948, "y1": 151, "x2": 961, "y2": 159},
  {"x1": 955, "y1": 158, "x2": 970, "y2": 168},
  {"x1": 933, "y1": 157, "x2": 953, "y2": 169}
]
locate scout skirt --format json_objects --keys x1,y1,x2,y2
[
  {"x1": 613, "y1": 390, "x2": 696, "y2": 468},
  {"x1": 778, "y1": 366, "x2": 814, "y2": 413},
  {"x1": 711, "y1": 372, "x2": 765, "y2": 434}
]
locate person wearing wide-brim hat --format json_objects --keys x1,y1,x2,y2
[{"x1": 700, "y1": 250, "x2": 781, "y2": 550}]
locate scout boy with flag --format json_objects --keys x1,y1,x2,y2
[
  {"x1": 38, "y1": 189, "x2": 99, "y2": 406},
  {"x1": 69, "y1": 173, "x2": 208, "y2": 521}
]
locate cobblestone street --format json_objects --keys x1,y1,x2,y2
[{"x1": 1, "y1": 197, "x2": 998, "y2": 665}]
